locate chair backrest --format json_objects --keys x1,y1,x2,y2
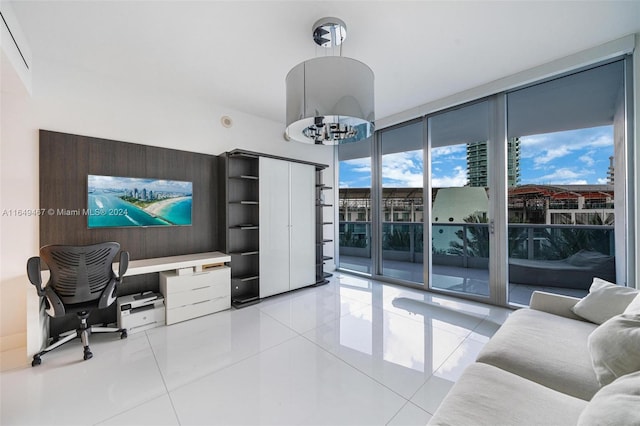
[{"x1": 40, "y1": 242, "x2": 121, "y2": 305}]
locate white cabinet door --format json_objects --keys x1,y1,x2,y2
[
  {"x1": 289, "y1": 162, "x2": 316, "y2": 290},
  {"x1": 259, "y1": 157, "x2": 291, "y2": 298}
]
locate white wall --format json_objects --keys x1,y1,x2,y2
[
  {"x1": 1, "y1": 53, "x2": 333, "y2": 367},
  {"x1": 0, "y1": 0, "x2": 32, "y2": 93},
  {"x1": 0, "y1": 50, "x2": 37, "y2": 370}
]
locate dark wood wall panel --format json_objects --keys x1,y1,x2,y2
[{"x1": 39, "y1": 130, "x2": 221, "y2": 261}]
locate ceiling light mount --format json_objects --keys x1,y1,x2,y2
[
  {"x1": 312, "y1": 17, "x2": 347, "y2": 48},
  {"x1": 285, "y1": 17, "x2": 374, "y2": 145}
]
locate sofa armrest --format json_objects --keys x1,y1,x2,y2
[{"x1": 529, "y1": 291, "x2": 585, "y2": 320}]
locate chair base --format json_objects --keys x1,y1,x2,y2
[{"x1": 32, "y1": 319, "x2": 127, "y2": 366}]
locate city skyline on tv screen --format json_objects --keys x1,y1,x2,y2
[{"x1": 88, "y1": 175, "x2": 193, "y2": 228}]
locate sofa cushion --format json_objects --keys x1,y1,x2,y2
[
  {"x1": 588, "y1": 313, "x2": 640, "y2": 386},
  {"x1": 577, "y1": 371, "x2": 640, "y2": 426},
  {"x1": 476, "y1": 308, "x2": 600, "y2": 400},
  {"x1": 565, "y1": 250, "x2": 613, "y2": 267},
  {"x1": 571, "y1": 278, "x2": 638, "y2": 324},
  {"x1": 429, "y1": 363, "x2": 587, "y2": 426}
]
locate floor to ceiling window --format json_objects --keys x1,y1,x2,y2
[
  {"x1": 506, "y1": 60, "x2": 626, "y2": 305},
  {"x1": 428, "y1": 101, "x2": 491, "y2": 299},
  {"x1": 335, "y1": 55, "x2": 632, "y2": 306},
  {"x1": 338, "y1": 139, "x2": 373, "y2": 274},
  {"x1": 380, "y1": 120, "x2": 425, "y2": 283}
]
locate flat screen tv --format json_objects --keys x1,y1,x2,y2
[{"x1": 88, "y1": 175, "x2": 192, "y2": 228}]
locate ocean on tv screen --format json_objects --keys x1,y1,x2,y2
[{"x1": 87, "y1": 175, "x2": 193, "y2": 228}]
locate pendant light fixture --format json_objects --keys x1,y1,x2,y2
[{"x1": 285, "y1": 17, "x2": 375, "y2": 145}]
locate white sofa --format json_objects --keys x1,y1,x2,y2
[{"x1": 429, "y1": 280, "x2": 640, "y2": 426}]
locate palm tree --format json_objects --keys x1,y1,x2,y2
[{"x1": 448, "y1": 213, "x2": 489, "y2": 258}]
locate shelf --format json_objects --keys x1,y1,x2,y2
[
  {"x1": 230, "y1": 175, "x2": 259, "y2": 180},
  {"x1": 323, "y1": 272, "x2": 333, "y2": 278},
  {"x1": 230, "y1": 224, "x2": 259, "y2": 230},
  {"x1": 232, "y1": 296, "x2": 260, "y2": 308},
  {"x1": 230, "y1": 152, "x2": 259, "y2": 159},
  {"x1": 313, "y1": 279, "x2": 330, "y2": 286},
  {"x1": 322, "y1": 239, "x2": 333, "y2": 243},
  {"x1": 230, "y1": 251, "x2": 259, "y2": 256},
  {"x1": 316, "y1": 204, "x2": 333, "y2": 207},
  {"x1": 322, "y1": 222, "x2": 333, "y2": 225},
  {"x1": 232, "y1": 275, "x2": 259, "y2": 282},
  {"x1": 230, "y1": 201, "x2": 259, "y2": 205},
  {"x1": 322, "y1": 256, "x2": 333, "y2": 261}
]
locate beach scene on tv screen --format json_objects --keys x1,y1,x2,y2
[{"x1": 88, "y1": 175, "x2": 192, "y2": 228}]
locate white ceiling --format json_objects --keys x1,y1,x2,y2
[{"x1": 9, "y1": 1, "x2": 640, "y2": 126}]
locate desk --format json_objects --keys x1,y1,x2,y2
[
  {"x1": 27, "y1": 251, "x2": 231, "y2": 357},
  {"x1": 116, "y1": 251, "x2": 231, "y2": 276}
]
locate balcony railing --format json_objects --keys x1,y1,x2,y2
[{"x1": 339, "y1": 221, "x2": 615, "y2": 266}]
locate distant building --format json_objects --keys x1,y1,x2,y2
[
  {"x1": 607, "y1": 156, "x2": 615, "y2": 185},
  {"x1": 508, "y1": 184, "x2": 614, "y2": 225},
  {"x1": 339, "y1": 183, "x2": 614, "y2": 226},
  {"x1": 466, "y1": 138, "x2": 521, "y2": 187}
]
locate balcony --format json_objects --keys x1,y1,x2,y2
[{"x1": 339, "y1": 221, "x2": 615, "y2": 305}]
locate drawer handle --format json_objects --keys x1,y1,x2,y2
[
  {"x1": 191, "y1": 286, "x2": 209, "y2": 291},
  {"x1": 193, "y1": 300, "x2": 210, "y2": 306}
]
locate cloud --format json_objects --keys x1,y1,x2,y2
[
  {"x1": 534, "y1": 168, "x2": 589, "y2": 185},
  {"x1": 533, "y1": 145, "x2": 572, "y2": 166},
  {"x1": 587, "y1": 134, "x2": 614, "y2": 148},
  {"x1": 579, "y1": 153, "x2": 595, "y2": 167},
  {"x1": 520, "y1": 126, "x2": 613, "y2": 168},
  {"x1": 342, "y1": 157, "x2": 371, "y2": 174},
  {"x1": 381, "y1": 150, "x2": 424, "y2": 188},
  {"x1": 432, "y1": 166, "x2": 467, "y2": 187},
  {"x1": 432, "y1": 145, "x2": 466, "y2": 160}
]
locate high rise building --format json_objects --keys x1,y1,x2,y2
[
  {"x1": 466, "y1": 138, "x2": 521, "y2": 187},
  {"x1": 607, "y1": 155, "x2": 615, "y2": 184}
]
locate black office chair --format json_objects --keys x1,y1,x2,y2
[{"x1": 27, "y1": 242, "x2": 129, "y2": 366}]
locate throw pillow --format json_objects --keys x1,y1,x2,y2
[
  {"x1": 587, "y1": 313, "x2": 640, "y2": 386},
  {"x1": 577, "y1": 371, "x2": 640, "y2": 426},
  {"x1": 623, "y1": 293, "x2": 640, "y2": 314},
  {"x1": 571, "y1": 278, "x2": 639, "y2": 324}
]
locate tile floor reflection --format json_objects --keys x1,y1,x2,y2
[{"x1": 1, "y1": 273, "x2": 513, "y2": 426}]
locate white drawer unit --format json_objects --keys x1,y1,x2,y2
[{"x1": 159, "y1": 266, "x2": 231, "y2": 325}]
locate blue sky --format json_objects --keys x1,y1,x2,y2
[
  {"x1": 339, "y1": 125, "x2": 614, "y2": 188},
  {"x1": 89, "y1": 175, "x2": 192, "y2": 193}
]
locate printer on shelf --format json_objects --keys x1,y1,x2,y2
[{"x1": 117, "y1": 291, "x2": 165, "y2": 334}]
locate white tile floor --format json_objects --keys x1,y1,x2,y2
[{"x1": 0, "y1": 273, "x2": 513, "y2": 426}]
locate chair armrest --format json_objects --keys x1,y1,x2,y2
[
  {"x1": 529, "y1": 291, "x2": 585, "y2": 320},
  {"x1": 27, "y1": 257, "x2": 45, "y2": 297},
  {"x1": 98, "y1": 251, "x2": 129, "y2": 309},
  {"x1": 117, "y1": 251, "x2": 129, "y2": 278}
]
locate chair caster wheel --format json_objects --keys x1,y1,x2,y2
[
  {"x1": 121, "y1": 330, "x2": 128, "y2": 339},
  {"x1": 31, "y1": 356, "x2": 42, "y2": 367},
  {"x1": 83, "y1": 348, "x2": 93, "y2": 360}
]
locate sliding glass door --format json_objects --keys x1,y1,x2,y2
[
  {"x1": 380, "y1": 120, "x2": 425, "y2": 283},
  {"x1": 506, "y1": 60, "x2": 626, "y2": 305},
  {"x1": 338, "y1": 139, "x2": 373, "y2": 274},
  {"x1": 427, "y1": 101, "x2": 492, "y2": 299}
]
